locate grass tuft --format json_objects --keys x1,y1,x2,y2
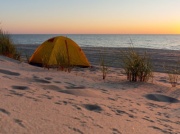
[
  {"x1": 56, "y1": 52, "x2": 73, "y2": 72},
  {"x1": 0, "y1": 27, "x2": 21, "y2": 60},
  {"x1": 164, "y1": 61, "x2": 180, "y2": 87},
  {"x1": 41, "y1": 54, "x2": 50, "y2": 70},
  {"x1": 99, "y1": 51, "x2": 108, "y2": 80},
  {"x1": 121, "y1": 46, "x2": 153, "y2": 82}
]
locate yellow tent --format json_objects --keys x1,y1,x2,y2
[{"x1": 29, "y1": 36, "x2": 90, "y2": 67}]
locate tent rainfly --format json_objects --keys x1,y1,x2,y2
[{"x1": 29, "y1": 36, "x2": 90, "y2": 67}]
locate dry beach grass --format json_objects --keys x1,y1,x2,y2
[{"x1": 0, "y1": 46, "x2": 180, "y2": 133}]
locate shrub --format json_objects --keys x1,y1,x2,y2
[
  {"x1": 0, "y1": 28, "x2": 21, "y2": 60},
  {"x1": 56, "y1": 52, "x2": 73, "y2": 72},
  {"x1": 121, "y1": 47, "x2": 153, "y2": 82},
  {"x1": 99, "y1": 52, "x2": 108, "y2": 80},
  {"x1": 25, "y1": 54, "x2": 30, "y2": 63},
  {"x1": 164, "y1": 61, "x2": 180, "y2": 87},
  {"x1": 41, "y1": 52, "x2": 73, "y2": 72},
  {"x1": 41, "y1": 54, "x2": 50, "y2": 70}
]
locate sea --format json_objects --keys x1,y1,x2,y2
[{"x1": 11, "y1": 34, "x2": 180, "y2": 51}]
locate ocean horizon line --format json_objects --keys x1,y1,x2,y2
[{"x1": 11, "y1": 33, "x2": 180, "y2": 35}]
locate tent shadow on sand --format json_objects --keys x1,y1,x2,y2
[{"x1": 145, "y1": 94, "x2": 179, "y2": 103}]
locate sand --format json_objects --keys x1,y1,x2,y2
[
  {"x1": 17, "y1": 45, "x2": 180, "y2": 72},
  {"x1": 0, "y1": 47, "x2": 180, "y2": 134}
]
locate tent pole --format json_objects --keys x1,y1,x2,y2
[{"x1": 65, "y1": 40, "x2": 70, "y2": 65}]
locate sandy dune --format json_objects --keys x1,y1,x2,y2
[{"x1": 0, "y1": 54, "x2": 180, "y2": 134}]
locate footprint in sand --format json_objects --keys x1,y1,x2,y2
[
  {"x1": 112, "y1": 128, "x2": 122, "y2": 134},
  {"x1": 33, "y1": 78, "x2": 51, "y2": 84},
  {"x1": 12, "y1": 85, "x2": 29, "y2": 90},
  {"x1": 114, "y1": 109, "x2": 137, "y2": 118},
  {"x1": 14, "y1": 119, "x2": 25, "y2": 128},
  {"x1": 83, "y1": 104, "x2": 103, "y2": 113},
  {"x1": 66, "y1": 126, "x2": 83, "y2": 134},
  {"x1": 142, "y1": 116, "x2": 155, "y2": 123},
  {"x1": 59, "y1": 88, "x2": 100, "y2": 98},
  {"x1": 149, "y1": 126, "x2": 174, "y2": 134},
  {"x1": 65, "y1": 85, "x2": 86, "y2": 89},
  {"x1": 53, "y1": 81, "x2": 61, "y2": 83},
  {"x1": 25, "y1": 96, "x2": 39, "y2": 102},
  {"x1": 145, "y1": 94, "x2": 179, "y2": 103},
  {"x1": 0, "y1": 108, "x2": 10, "y2": 116},
  {"x1": 0, "y1": 69, "x2": 20, "y2": 76},
  {"x1": 9, "y1": 90, "x2": 24, "y2": 97},
  {"x1": 40, "y1": 94, "x2": 53, "y2": 100},
  {"x1": 44, "y1": 77, "x2": 53, "y2": 80},
  {"x1": 41, "y1": 85, "x2": 62, "y2": 92}
]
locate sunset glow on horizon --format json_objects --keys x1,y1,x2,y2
[{"x1": 1, "y1": 0, "x2": 180, "y2": 34}]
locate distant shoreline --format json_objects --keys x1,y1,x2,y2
[{"x1": 12, "y1": 34, "x2": 180, "y2": 35}]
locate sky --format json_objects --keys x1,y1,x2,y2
[{"x1": 0, "y1": 0, "x2": 180, "y2": 34}]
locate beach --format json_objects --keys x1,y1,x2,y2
[
  {"x1": 17, "y1": 45, "x2": 180, "y2": 72},
  {"x1": 0, "y1": 47, "x2": 180, "y2": 134},
  {"x1": 2, "y1": 0, "x2": 180, "y2": 133}
]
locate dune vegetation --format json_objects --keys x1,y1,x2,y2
[
  {"x1": 121, "y1": 47, "x2": 153, "y2": 82},
  {"x1": 0, "y1": 27, "x2": 21, "y2": 60},
  {"x1": 164, "y1": 61, "x2": 180, "y2": 87}
]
